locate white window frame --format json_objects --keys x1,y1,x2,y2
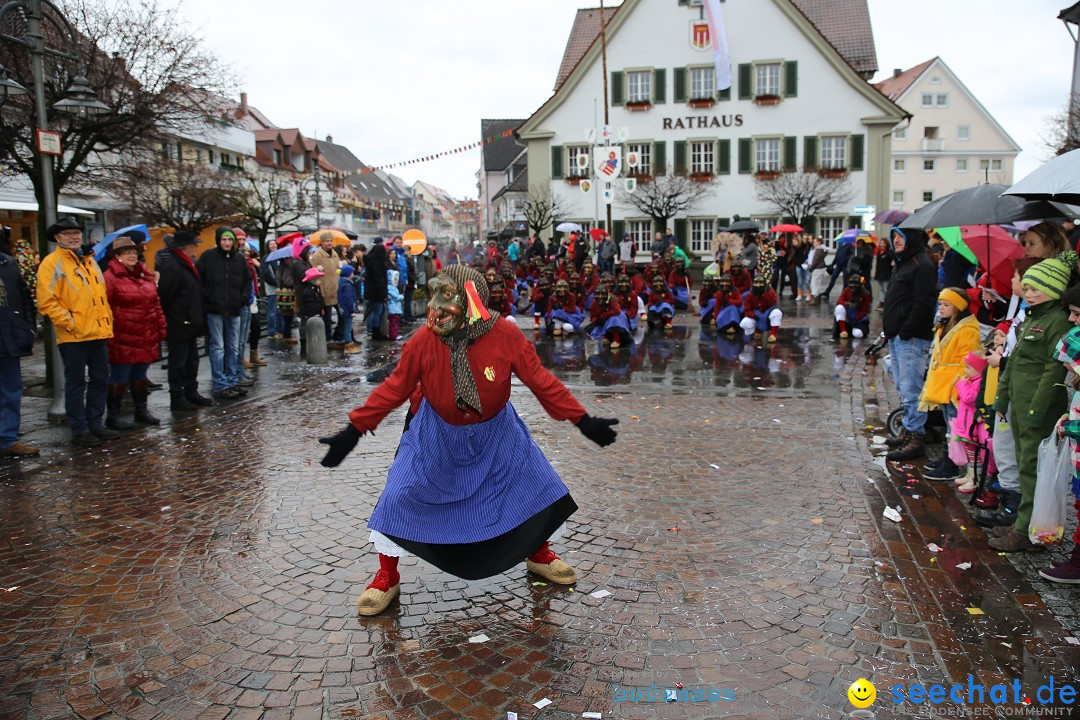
[
  {"x1": 893, "y1": 158, "x2": 906, "y2": 172},
  {"x1": 892, "y1": 190, "x2": 905, "y2": 204},
  {"x1": 690, "y1": 140, "x2": 715, "y2": 175},
  {"x1": 979, "y1": 159, "x2": 990, "y2": 171},
  {"x1": 755, "y1": 62, "x2": 781, "y2": 97},
  {"x1": 628, "y1": 219, "x2": 652, "y2": 255},
  {"x1": 820, "y1": 135, "x2": 847, "y2": 170},
  {"x1": 936, "y1": 93, "x2": 949, "y2": 107},
  {"x1": 956, "y1": 158, "x2": 968, "y2": 173},
  {"x1": 689, "y1": 66, "x2": 715, "y2": 100},
  {"x1": 627, "y1": 69, "x2": 652, "y2": 104},
  {"x1": 819, "y1": 217, "x2": 845, "y2": 242},
  {"x1": 922, "y1": 190, "x2": 935, "y2": 203},
  {"x1": 754, "y1": 137, "x2": 781, "y2": 172},
  {"x1": 920, "y1": 93, "x2": 933, "y2": 107},
  {"x1": 893, "y1": 126, "x2": 907, "y2": 141},
  {"x1": 567, "y1": 145, "x2": 590, "y2": 178},
  {"x1": 923, "y1": 158, "x2": 936, "y2": 173},
  {"x1": 626, "y1": 142, "x2": 652, "y2": 176},
  {"x1": 991, "y1": 159, "x2": 1003, "y2": 171},
  {"x1": 689, "y1": 218, "x2": 715, "y2": 255},
  {"x1": 957, "y1": 125, "x2": 970, "y2": 141},
  {"x1": 930, "y1": 76, "x2": 942, "y2": 85}
]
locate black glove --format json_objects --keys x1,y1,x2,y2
[
  {"x1": 576, "y1": 413, "x2": 619, "y2": 447},
  {"x1": 319, "y1": 424, "x2": 363, "y2": 467}
]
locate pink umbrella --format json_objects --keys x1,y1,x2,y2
[{"x1": 959, "y1": 225, "x2": 1024, "y2": 291}]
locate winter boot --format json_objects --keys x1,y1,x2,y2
[
  {"x1": 131, "y1": 380, "x2": 160, "y2": 425},
  {"x1": 184, "y1": 387, "x2": 214, "y2": 407},
  {"x1": 886, "y1": 433, "x2": 925, "y2": 461},
  {"x1": 105, "y1": 383, "x2": 134, "y2": 430},
  {"x1": 923, "y1": 457, "x2": 963, "y2": 481},
  {"x1": 170, "y1": 393, "x2": 197, "y2": 412},
  {"x1": 976, "y1": 489, "x2": 1020, "y2": 528},
  {"x1": 252, "y1": 350, "x2": 268, "y2": 366},
  {"x1": 356, "y1": 554, "x2": 401, "y2": 616},
  {"x1": 526, "y1": 541, "x2": 577, "y2": 584},
  {"x1": 1039, "y1": 545, "x2": 1080, "y2": 584},
  {"x1": 885, "y1": 429, "x2": 911, "y2": 449}
]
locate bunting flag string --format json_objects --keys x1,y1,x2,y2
[{"x1": 358, "y1": 129, "x2": 516, "y2": 174}]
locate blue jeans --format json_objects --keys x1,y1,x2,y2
[
  {"x1": 108, "y1": 362, "x2": 150, "y2": 383},
  {"x1": 58, "y1": 339, "x2": 109, "y2": 434},
  {"x1": 796, "y1": 266, "x2": 810, "y2": 292},
  {"x1": 888, "y1": 336, "x2": 932, "y2": 435},
  {"x1": 236, "y1": 305, "x2": 252, "y2": 381},
  {"x1": 206, "y1": 314, "x2": 240, "y2": 392},
  {"x1": 266, "y1": 294, "x2": 281, "y2": 336},
  {"x1": 0, "y1": 356, "x2": 23, "y2": 449},
  {"x1": 365, "y1": 300, "x2": 386, "y2": 334},
  {"x1": 341, "y1": 312, "x2": 354, "y2": 344}
]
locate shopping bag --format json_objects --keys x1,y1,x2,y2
[{"x1": 1029, "y1": 433, "x2": 1073, "y2": 545}]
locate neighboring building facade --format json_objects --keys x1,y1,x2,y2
[
  {"x1": 875, "y1": 57, "x2": 1021, "y2": 212},
  {"x1": 477, "y1": 119, "x2": 526, "y2": 235},
  {"x1": 517, "y1": 0, "x2": 906, "y2": 260},
  {"x1": 490, "y1": 162, "x2": 529, "y2": 240}
]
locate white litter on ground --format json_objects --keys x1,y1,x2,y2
[
  {"x1": 883, "y1": 507, "x2": 902, "y2": 522},
  {"x1": 534, "y1": 698, "x2": 552, "y2": 709},
  {"x1": 507, "y1": 713, "x2": 518, "y2": 720},
  {"x1": 927, "y1": 543, "x2": 943, "y2": 553},
  {"x1": 956, "y1": 562, "x2": 972, "y2": 570},
  {"x1": 468, "y1": 634, "x2": 489, "y2": 643},
  {"x1": 710, "y1": 464, "x2": 720, "y2": 469},
  {"x1": 589, "y1": 589, "x2": 612, "y2": 599},
  {"x1": 1066, "y1": 637, "x2": 1080, "y2": 645},
  {"x1": 583, "y1": 713, "x2": 603, "y2": 719}
]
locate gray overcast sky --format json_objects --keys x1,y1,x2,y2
[{"x1": 172, "y1": 0, "x2": 1073, "y2": 200}]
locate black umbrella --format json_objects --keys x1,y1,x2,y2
[
  {"x1": 728, "y1": 220, "x2": 760, "y2": 232},
  {"x1": 898, "y1": 184, "x2": 1067, "y2": 229}
]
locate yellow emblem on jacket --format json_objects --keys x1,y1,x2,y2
[{"x1": 484, "y1": 366, "x2": 496, "y2": 382}]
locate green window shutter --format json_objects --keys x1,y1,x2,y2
[
  {"x1": 738, "y1": 63, "x2": 752, "y2": 100},
  {"x1": 738, "y1": 138, "x2": 752, "y2": 174},
  {"x1": 611, "y1": 71, "x2": 624, "y2": 106},
  {"x1": 850, "y1": 134, "x2": 865, "y2": 171},
  {"x1": 847, "y1": 216, "x2": 862, "y2": 229},
  {"x1": 653, "y1": 140, "x2": 666, "y2": 175},
  {"x1": 674, "y1": 219, "x2": 688, "y2": 250},
  {"x1": 654, "y1": 68, "x2": 666, "y2": 104},
  {"x1": 782, "y1": 215, "x2": 796, "y2": 225},
  {"x1": 674, "y1": 67, "x2": 687, "y2": 103},
  {"x1": 718, "y1": 139, "x2": 731, "y2": 175},
  {"x1": 674, "y1": 140, "x2": 688, "y2": 175},
  {"x1": 804, "y1": 136, "x2": 818, "y2": 170},
  {"x1": 551, "y1": 145, "x2": 563, "y2": 179},
  {"x1": 718, "y1": 217, "x2": 730, "y2": 229},
  {"x1": 784, "y1": 61, "x2": 798, "y2": 98},
  {"x1": 597, "y1": 220, "x2": 606, "y2": 230},
  {"x1": 718, "y1": 86, "x2": 731, "y2": 101},
  {"x1": 613, "y1": 219, "x2": 625, "y2": 241},
  {"x1": 803, "y1": 217, "x2": 818, "y2": 235},
  {"x1": 783, "y1": 136, "x2": 797, "y2": 171},
  {"x1": 678, "y1": 0, "x2": 688, "y2": 4}
]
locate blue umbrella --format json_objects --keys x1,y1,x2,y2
[
  {"x1": 264, "y1": 245, "x2": 295, "y2": 262},
  {"x1": 94, "y1": 224, "x2": 149, "y2": 262},
  {"x1": 835, "y1": 228, "x2": 875, "y2": 245}
]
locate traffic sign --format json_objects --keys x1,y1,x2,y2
[{"x1": 853, "y1": 205, "x2": 876, "y2": 215}]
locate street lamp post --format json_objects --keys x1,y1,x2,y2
[{"x1": 0, "y1": 0, "x2": 111, "y2": 422}]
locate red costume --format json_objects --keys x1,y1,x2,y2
[
  {"x1": 668, "y1": 268, "x2": 691, "y2": 290},
  {"x1": 713, "y1": 289, "x2": 743, "y2": 308},
  {"x1": 647, "y1": 289, "x2": 674, "y2": 307},
  {"x1": 730, "y1": 269, "x2": 752, "y2": 295},
  {"x1": 590, "y1": 298, "x2": 622, "y2": 322},
  {"x1": 743, "y1": 288, "x2": 778, "y2": 317},
  {"x1": 836, "y1": 286, "x2": 872, "y2": 322}
]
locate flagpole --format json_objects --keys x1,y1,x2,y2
[{"x1": 599, "y1": 0, "x2": 612, "y2": 234}]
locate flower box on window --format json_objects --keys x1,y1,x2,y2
[
  {"x1": 626, "y1": 100, "x2": 652, "y2": 111},
  {"x1": 565, "y1": 176, "x2": 583, "y2": 185},
  {"x1": 627, "y1": 172, "x2": 653, "y2": 183},
  {"x1": 753, "y1": 94, "x2": 781, "y2": 106},
  {"x1": 753, "y1": 170, "x2": 781, "y2": 180},
  {"x1": 689, "y1": 172, "x2": 715, "y2": 182},
  {"x1": 817, "y1": 167, "x2": 849, "y2": 179},
  {"x1": 688, "y1": 97, "x2": 715, "y2": 109}
]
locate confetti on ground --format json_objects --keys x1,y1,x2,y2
[
  {"x1": 967, "y1": 608, "x2": 985, "y2": 615},
  {"x1": 930, "y1": 557, "x2": 936, "y2": 563},
  {"x1": 468, "y1": 634, "x2": 490, "y2": 643},
  {"x1": 998, "y1": 552, "x2": 1007, "y2": 556},
  {"x1": 654, "y1": 406, "x2": 660, "y2": 409},
  {"x1": 1066, "y1": 637, "x2": 1080, "y2": 645},
  {"x1": 710, "y1": 464, "x2": 720, "y2": 469},
  {"x1": 704, "y1": 419, "x2": 711, "y2": 423},
  {"x1": 532, "y1": 581, "x2": 547, "y2": 587},
  {"x1": 675, "y1": 682, "x2": 684, "y2": 689},
  {"x1": 867, "y1": 477, "x2": 876, "y2": 484},
  {"x1": 911, "y1": 494, "x2": 920, "y2": 499},
  {"x1": 960, "y1": 526, "x2": 967, "y2": 531},
  {"x1": 668, "y1": 526, "x2": 680, "y2": 532},
  {"x1": 507, "y1": 713, "x2": 518, "y2": 720},
  {"x1": 630, "y1": 415, "x2": 640, "y2": 420},
  {"x1": 583, "y1": 713, "x2": 603, "y2": 719},
  {"x1": 811, "y1": 518, "x2": 823, "y2": 524},
  {"x1": 160, "y1": 506, "x2": 171, "y2": 511},
  {"x1": 955, "y1": 562, "x2": 972, "y2": 570},
  {"x1": 590, "y1": 589, "x2": 612, "y2": 599},
  {"x1": 3, "y1": 586, "x2": 19, "y2": 592},
  {"x1": 772, "y1": 419, "x2": 781, "y2": 423},
  {"x1": 534, "y1": 698, "x2": 552, "y2": 709},
  {"x1": 883, "y1": 507, "x2": 902, "y2": 523},
  {"x1": 927, "y1": 543, "x2": 943, "y2": 553},
  {"x1": 1001, "y1": 642, "x2": 1012, "y2": 648}
]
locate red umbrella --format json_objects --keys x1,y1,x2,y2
[
  {"x1": 589, "y1": 227, "x2": 607, "y2": 241},
  {"x1": 768, "y1": 223, "x2": 804, "y2": 234},
  {"x1": 959, "y1": 225, "x2": 1024, "y2": 290}
]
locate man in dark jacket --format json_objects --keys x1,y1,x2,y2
[
  {"x1": 823, "y1": 238, "x2": 855, "y2": 300},
  {"x1": 157, "y1": 230, "x2": 211, "y2": 411},
  {"x1": 364, "y1": 242, "x2": 390, "y2": 340},
  {"x1": 882, "y1": 227, "x2": 937, "y2": 460},
  {"x1": 0, "y1": 246, "x2": 39, "y2": 457},
  {"x1": 195, "y1": 227, "x2": 248, "y2": 400}
]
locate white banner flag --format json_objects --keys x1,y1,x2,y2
[{"x1": 703, "y1": 0, "x2": 732, "y2": 91}]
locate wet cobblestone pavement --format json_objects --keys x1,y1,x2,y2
[{"x1": 1, "y1": 300, "x2": 1078, "y2": 720}]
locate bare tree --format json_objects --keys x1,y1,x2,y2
[
  {"x1": 0, "y1": 0, "x2": 233, "y2": 246},
  {"x1": 1040, "y1": 97, "x2": 1080, "y2": 158},
  {"x1": 753, "y1": 170, "x2": 854, "y2": 225},
  {"x1": 523, "y1": 183, "x2": 566, "y2": 240},
  {"x1": 616, "y1": 164, "x2": 718, "y2": 232},
  {"x1": 233, "y1": 170, "x2": 306, "y2": 244},
  {"x1": 116, "y1": 154, "x2": 242, "y2": 233}
]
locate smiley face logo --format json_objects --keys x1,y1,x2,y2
[{"x1": 847, "y1": 678, "x2": 876, "y2": 708}]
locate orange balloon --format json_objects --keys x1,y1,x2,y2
[{"x1": 402, "y1": 228, "x2": 427, "y2": 255}]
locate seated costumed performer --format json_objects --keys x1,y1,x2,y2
[{"x1": 319, "y1": 265, "x2": 619, "y2": 616}]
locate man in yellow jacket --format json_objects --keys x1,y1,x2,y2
[{"x1": 36, "y1": 217, "x2": 117, "y2": 448}]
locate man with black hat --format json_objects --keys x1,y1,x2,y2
[
  {"x1": 156, "y1": 229, "x2": 210, "y2": 410},
  {"x1": 36, "y1": 217, "x2": 118, "y2": 447}
]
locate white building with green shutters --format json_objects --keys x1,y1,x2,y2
[{"x1": 517, "y1": 0, "x2": 907, "y2": 260}]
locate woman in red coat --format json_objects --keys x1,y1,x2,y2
[{"x1": 103, "y1": 236, "x2": 167, "y2": 429}]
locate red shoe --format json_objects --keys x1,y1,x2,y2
[
  {"x1": 356, "y1": 568, "x2": 400, "y2": 615},
  {"x1": 974, "y1": 491, "x2": 999, "y2": 509}
]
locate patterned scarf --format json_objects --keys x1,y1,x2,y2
[{"x1": 437, "y1": 264, "x2": 499, "y2": 414}]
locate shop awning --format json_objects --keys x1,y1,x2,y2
[{"x1": 0, "y1": 199, "x2": 95, "y2": 216}]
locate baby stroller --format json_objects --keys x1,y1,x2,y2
[{"x1": 863, "y1": 333, "x2": 949, "y2": 443}]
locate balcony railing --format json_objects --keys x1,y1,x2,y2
[{"x1": 921, "y1": 138, "x2": 945, "y2": 152}]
